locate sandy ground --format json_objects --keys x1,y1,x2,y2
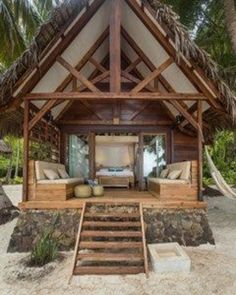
[{"x1": 0, "y1": 187, "x2": 236, "y2": 295}]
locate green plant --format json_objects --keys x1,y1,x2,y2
[{"x1": 30, "y1": 229, "x2": 58, "y2": 267}]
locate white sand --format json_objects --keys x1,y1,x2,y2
[{"x1": 0, "y1": 191, "x2": 236, "y2": 294}]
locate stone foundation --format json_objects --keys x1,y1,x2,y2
[
  {"x1": 8, "y1": 209, "x2": 80, "y2": 252},
  {"x1": 8, "y1": 208, "x2": 214, "y2": 252},
  {"x1": 144, "y1": 208, "x2": 215, "y2": 246}
]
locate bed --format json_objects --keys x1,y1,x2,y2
[{"x1": 96, "y1": 167, "x2": 135, "y2": 188}]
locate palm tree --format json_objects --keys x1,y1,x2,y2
[
  {"x1": 0, "y1": 0, "x2": 61, "y2": 71},
  {"x1": 224, "y1": 0, "x2": 236, "y2": 54}
]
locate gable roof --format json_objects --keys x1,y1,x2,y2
[{"x1": 0, "y1": 0, "x2": 235, "y2": 137}]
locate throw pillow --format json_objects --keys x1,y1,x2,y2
[
  {"x1": 43, "y1": 169, "x2": 60, "y2": 180},
  {"x1": 160, "y1": 168, "x2": 169, "y2": 178},
  {"x1": 58, "y1": 168, "x2": 70, "y2": 179},
  {"x1": 167, "y1": 170, "x2": 182, "y2": 180}
]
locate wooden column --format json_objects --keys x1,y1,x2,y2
[
  {"x1": 197, "y1": 100, "x2": 203, "y2": 201},
  {"x1": 23, "y1": 100, "x2": 30, "y2": 202},
  {"x1": 138, "y1": 133, "x2": 144, "y2": 191},
  {"x1": 110, "y1": 0, "x2": 121, "y2": 123},
  {"x1": 89, "y1": 132, "x2": 96, "y2": 180},
  {"x1": 170, "y1": 127, "x2": 174, "y2": 164}
]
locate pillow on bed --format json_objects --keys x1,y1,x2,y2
[
  {"x1": 167, "y1": 170, "x2": 182, "y2": 180},
  {"x1": 160, "y1": 168, "x2": 169, "y2": 179},
  {"x1": 115, "y1": 167, "x2": 124, "y2": 172},
  {"x1": 58, "y1": 168, "x2": 70, "y2": 179},
  {"x1": 108, "y1": 168, "x2": 116, "y2": 172},
  {"x1": 43, "y1": 169, "x2": 60, "y2": 180}
]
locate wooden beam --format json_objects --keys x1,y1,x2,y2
[
  {"x1": 197, "y1": 100, "x2": 203, "y2": 201},
  {"x1": 125, "y1": 0, "x2": 225, "y2": 112},
  {"x1": 25, "y1": 92, "x2": 206, "y2": 101},
  {"x1": 57, "y1": 56, "x2": 101, "y2": 93},
  {"x1": 110, "y1": 0, "x2": 121, "y2": 122},
  {"x1": 29, "y1": 99, "x2": 57, "y2": 131},
  {"x1": 89, "y1": 57, "x2": 107, "y2": 73},
  {"x1": 10, "y1": 0, "x2": 106, "y2": 109},
  {"x1": 124, "y1": 57, "x2": 142, "y2": 73},
  {"x1": 23, "y1": 100, "x2": 29, "y2": 202},
  {"x1": 131, "y1": 58, "x2": 173, "y2": 93},
  {"x1": 58, "y1": 119, "x2": 172, "y2": 126}
]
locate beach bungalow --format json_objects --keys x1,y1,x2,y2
[{"x1": 0, "y1": 0, "x2": 235, "y2": 276}]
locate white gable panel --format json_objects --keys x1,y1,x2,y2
[
  {"x1": 162, "y1": 64, "x2": 197, "y2": 93},
  {"x1": 122, "y1": 1, "x2": 169, "y2": 68},
  {"x1": 32, "y1": 0, "x2": 110, "y2": 93}
]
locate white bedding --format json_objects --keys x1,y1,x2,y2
[{"x1": 96, "y1": 168, "x2": 134, "y2": 177}]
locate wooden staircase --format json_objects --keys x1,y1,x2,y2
[{"x1": 71, "y1": 202, "x2": 148, "y2": 276}]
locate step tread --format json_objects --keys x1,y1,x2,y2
[
  {"x1": 81, "y1": 230, "x2": 142, "y2": 237},
  {"x1": 83, "y1": 221, "x2": 141, "y2": 227},
  {"x1": 79, "y1": 241, "x2": 143, "y2": 249},
  {"x1": 74, "y1": 266, "x2": 144, "y2": 275},
  {"x1": 77, "y1": 252, "x2": 143, "y2": 261},
  {"x1": 84, "y1": 213, "x2": 140, "y2": 218}
]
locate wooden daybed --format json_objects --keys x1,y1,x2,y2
[
  {"x1": 28, "y1": 160, "x2": 84, "y2": 201},
  {"x1": 148, "y1": 161, "x2": 198, "y2": 201}
]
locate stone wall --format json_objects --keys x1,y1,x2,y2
[
  {"x1": 8, "y1": 209, "x2": 80, "y2": 252},
  {"x1": 8, "y1": 208, "x2": 214, "y2": 252},
  {"x1": 144, "y1": 208, "x2": 215, "y2": 246}
]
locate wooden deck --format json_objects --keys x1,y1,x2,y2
[{"x1": 19, "y1": 189, "x2": 207, "y2": 210}]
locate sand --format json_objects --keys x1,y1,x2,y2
[{"x1": 0, "y1": 188, "x2": 236, "y2": 295}]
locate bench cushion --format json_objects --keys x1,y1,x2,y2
[
  {"x1": 35, "y1": 160, "x2": 66, "y2": 181},
  {"x1": 148, "y1": 178, "x2": 189, "y2": 185},
  {"x1": 37, "y1": 178, "x2": 83, "y2": 185}
]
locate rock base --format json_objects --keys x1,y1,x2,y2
[
  {"x1": 8, "y1": 208, "x2": 214, "y2": 252},
  {"x1": 144, "y1": 208, "x2": 215, "y2": 246}
]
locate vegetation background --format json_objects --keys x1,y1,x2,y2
[{"x1": 0, "y1": 0, "x2": 235, "y2": 185}]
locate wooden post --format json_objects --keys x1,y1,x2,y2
[
  {"x1": 110, "y1": 0, "x2": 121, "y2": 123},
  {"x1": 23, "y1": 100, "x2": 29, "y2": 202},
  {"x1": 197, "y1": 100, "x2": 203, "y2": 201},
  {"x1": 138, "y1": 133, "x2": 144, "y2": 191},
  {"x1": 170, "y1": 127, "x2": 174, "y2": 164},
  {"x1": 89, "y1": 132, "x2": 96, "y2": 180}
]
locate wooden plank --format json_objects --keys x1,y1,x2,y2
[
  {"x1": 77, "y1": 253, "x2": 143, "y2": 261},
  {"x1": 198, "y1": 100, "x2": 203, "y2": 201},
  {"x1": 79, "y1": 241, "x2": 143, "y2": 249},
  {"x1": 57, "y1": 56, "x2": 101, "y2": 93},
  {"x1": 140, "y1": 203, "x2": 149, "y2": 277},
  {"x1": 84, "y1": 212, "x2": 140, "y2": 218},
  {"x1": 25, "y1": 92, "x2": 206, "y2": 100},
  {"x1": 81, "y1": 230, "x2": 142, "y2": 238},
  {"x1": 83, "y1": 221, "x2": 141, "y2": 227},
  {"x1": 71, "y1": 202, "x2": 86, "y2": 278},
  {"x1": 131, "y1": 58, "x2": 173, "y2": 93},
  {"x1": 124, "y1": 57, "x2": 142, "y2": 73},
  {"x1": 23, "y1": 100, "x2": 29, "y2": 202},
  {"x1": 74, "y1": 266, "x2": 144, "y2": 275},
  {"x1": 89, "y1": 57, "x2": 107, "y2": 73}
]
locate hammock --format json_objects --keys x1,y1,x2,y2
[{"x1": 205, "y1": 146, "x2": 236, "y2": 200}]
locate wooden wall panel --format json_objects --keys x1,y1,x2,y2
[{"x1": 173, "y1": 130, "x2": 198, "y2": 163}]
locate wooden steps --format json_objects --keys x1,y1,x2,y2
[{"x1": 71, "y1": 202, "x2": 148, "y2": 276}]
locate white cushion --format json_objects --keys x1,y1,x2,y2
[
  {"x1": 160, "y1": 168, "x2": 169, "y2": 179},
  {"x1": 167, "y1": 170, "x2": 182, "y2": 180},
  {"x1": 35, "y1": 161, "x2": 66, "y2": 181},
  {"x1": 148, "y1": 178, "x2": 189, "y2": 185},
  {"x1": 58, "y1": 168, "x2": 70, "y2": 179},
  {"x1": 43, "y1": 169, "x2": 60, "y2": 180},
  {"x1": 38, "y1": 178, "x2": 83, "y2": 185},
  {"x1": 167, "y1": 161, "x2": 191, "y2": 180}
]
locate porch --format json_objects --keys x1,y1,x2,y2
[{"x1": 19, "y1": 188, "x2": 206, "y2": 210}]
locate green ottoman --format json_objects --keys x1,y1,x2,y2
[
  {"x1": 92, "y1": 185, "x2": 104, "y2": 196},
  {"x1": 74, "y1": 185, "x2": 92, "y2": 198}
]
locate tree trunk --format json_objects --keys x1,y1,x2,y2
[
  {"x1": 14, "y1": 139, "x2": 20, "y2": 179},
  {"x1": 224, "y1": 0, "x2": 236, "y2": 54},
  {"x1": 0, "y1": 183, "x2": 19, "y2": 225}
]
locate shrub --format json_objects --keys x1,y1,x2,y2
[{"x1": 30, "y1": 229, "x2": 58, "y2": 267}]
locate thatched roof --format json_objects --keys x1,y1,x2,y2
[
  {"x1": 0, "y1": 0, "x2": 235, "y2": 136},
  {"x1": 0, "y1": 140, "x2": 12, "y2": 154}
]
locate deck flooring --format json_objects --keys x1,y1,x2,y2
[{"x1": 19, "y1": 188, "x2": 207, "y2": 210}]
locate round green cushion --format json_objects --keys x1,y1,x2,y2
[
  {"x1": 74, "y1": 185, "x2": 92, "y2": 198},
  {"x1": 92, "y1": 185, "x2": 104, "y2": 196}
]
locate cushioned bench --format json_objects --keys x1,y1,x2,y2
[
  {"x1": 148, "y1": 160, "x2": 198, "y2": 201},
  {"x1": 28, "y1": 160, "x2": 84, "y2": 201}
]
